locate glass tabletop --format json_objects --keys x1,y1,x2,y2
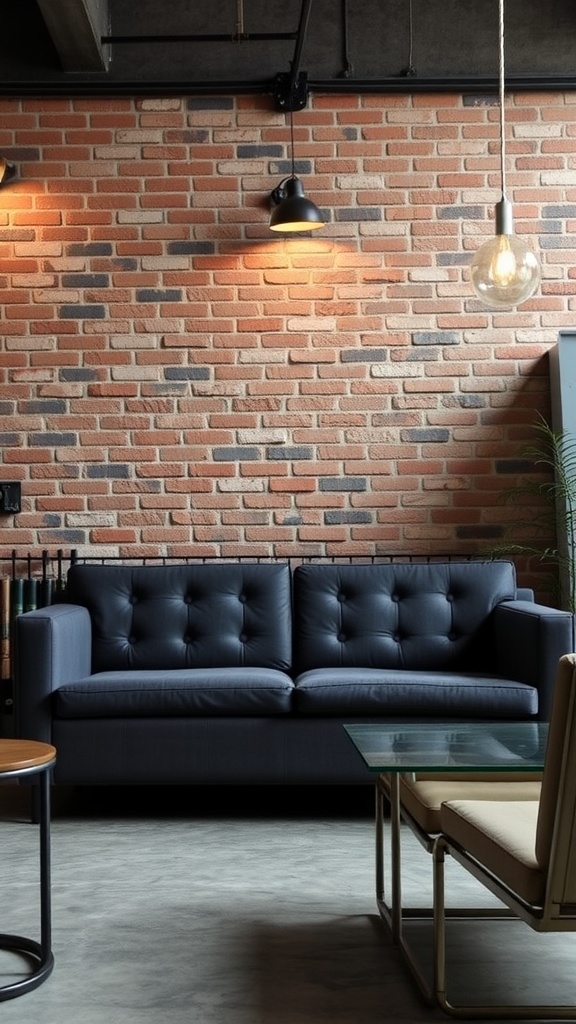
[{"x1": 344, "y1": 720, "x2": 549, "y2": 772}]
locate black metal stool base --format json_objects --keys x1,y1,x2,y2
[
  {"x1": 0, "y1": 932, "x2": 54, "y2": 1000},
  {"x1": 0, "y1": 933, "x2": 54, "y2": 1000}
]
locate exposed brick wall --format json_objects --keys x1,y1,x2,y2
[{"x1": 0, "y1": 90, "x2": 573, "y2": 587}]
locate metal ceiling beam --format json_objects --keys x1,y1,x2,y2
[
  {"x1": 2, "y1": 74, "x2": 576, "y2": 97},
  {"x1": 36, "y1": 0, "x2": 109, "y2": 73}
]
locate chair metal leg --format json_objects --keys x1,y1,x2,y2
[{"x1": 432, "y1": 835, "x2": 576, "y2": 1020}]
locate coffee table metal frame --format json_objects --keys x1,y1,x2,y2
[
  {"x1": 0, "y1": 743, "x2": 56, "y2": 1001},
  {"x1": 345, "y1": 721, "x2": 548, "y2": 1005}
]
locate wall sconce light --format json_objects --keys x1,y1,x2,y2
[
  {"x1": 269, "y1": 109, "x2": 325, "y2": 233},
  {"x1": 0, "y1": 156, "x2": 16, "y2": 187},
  {"x1": 470, "y1": 0, "x2": 540, "y2": 308}
]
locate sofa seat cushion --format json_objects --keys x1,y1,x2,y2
[
  {"x1": 55, "y1": 668, "x2": 294, "y2": 718},
  {"x1": 293, "y1": 668, "x2": 538, "y2": 716}
]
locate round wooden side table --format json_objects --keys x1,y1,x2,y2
[{"x1": 0, "y1": 739, "x2": 56, "y2": 1000}]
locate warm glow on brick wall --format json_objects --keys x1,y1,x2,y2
[{"x1": 0, "y1": 90, "x2": 573, "y2": 591}]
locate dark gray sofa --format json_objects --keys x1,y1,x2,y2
[{"x1": 14, "y1": 559, "x2": 574, "y2": 787}]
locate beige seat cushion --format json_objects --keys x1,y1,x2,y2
[
  {"x1": 380, "y1": 773, "x2": 542, "y2": 835},
  {"x1": 440, "y1": 799, "x2": 544, "y2": 905}
]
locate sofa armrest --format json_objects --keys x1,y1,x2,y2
[
  {"x1": 493, "y1": 600, "x2": 575, "y2": 720},
  {"x1": 15, "y1": 604, "x2": 92, "y2": 742}
]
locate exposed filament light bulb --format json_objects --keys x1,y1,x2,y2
[{"x1": 470, "y1": 198, "x2": 540, "y2": 309}]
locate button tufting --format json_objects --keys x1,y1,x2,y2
[
  {"x1": 239, "y1": 632, "x2": 248, "y2": 643},
  {"x1": 446, "y1": 593, "x2": 454, "y2": 602},
  {"x1": 391, "y1": 593, "x2": 399, "y2": 603},
  {"x1": 337, "y1": 592, "x2": 346, "y2": 603},
  {"x1": 337, "y1": 632, "x2": 346, "y2": 642},
  {"x1": 239, "y1": 593, "x2": 247, "y2": 604}
]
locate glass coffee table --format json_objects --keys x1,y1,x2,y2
[{"x1": 344, "y1": 720, "x2": 548, "y2": 1002}]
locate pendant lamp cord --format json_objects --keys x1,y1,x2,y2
[
  {"x1": 289, "y1": 107, "x2": 296, "y2": 179},
  {"x1": 498, "y1": 0, "x2": 507, "y2": 200}
]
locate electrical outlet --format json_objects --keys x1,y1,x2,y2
[{"x1": 0, "y1": 482, "x2": 21, "y2": 513}]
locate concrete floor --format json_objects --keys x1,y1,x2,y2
[{"x1": 0, "y1": 785, "x2": 574, "y2": 1024}]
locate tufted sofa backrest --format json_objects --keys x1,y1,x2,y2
[
  {"x1": 65, "y1": 562, "x2": 293, "y2": 673},
  {"x1": 292, "y1": 561, "x2": 517, "y2": 674}
]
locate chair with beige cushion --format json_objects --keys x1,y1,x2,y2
[
  {"x1": 382, "y1": 769, "x2": 542, "y2": 838},
  {"x1": 433, "y1": 652, "x2": 576, "y2": 1019},
  {"x1": 376, "y1": 766, "x2": 542, "y2": 932}
]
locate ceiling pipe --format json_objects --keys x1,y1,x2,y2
[{"x1": 1, "y1": 74, "x2": 576, "y2": 98}]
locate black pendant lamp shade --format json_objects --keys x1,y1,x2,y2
[
  {"x1": 269, "y1": 176, "x2": 325, "y2": 232},
  {"x1": 269, "y1": 100, "x2": 326, "y2": 233}
]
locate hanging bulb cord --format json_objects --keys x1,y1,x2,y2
[{"x1": 498, "y1": 0, "x2": 507, "y2": 200}]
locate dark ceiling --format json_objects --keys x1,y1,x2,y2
[{"x1": 1, "y1": 0, "x2": 576, "y2": 102}]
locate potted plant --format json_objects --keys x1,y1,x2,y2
[{"x1": 492, "y1": 415, "x2": 576, "y2": 615}]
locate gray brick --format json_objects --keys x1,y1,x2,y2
[
  {"x1": 413, "y1": 331, "x2": 459, "y2": 346},
  {"x1": 540, "y1": 220, "x2": 562, "y2": 234},
  {"x1": 238, "y1": 145, "x2": 283, "y2": 158},
  {"x1": 438, "y1": 206, "x2": 483, "y2": 220},
  {"x1": 542, "y1": 204, "x2": 576, "y2": 218},
  {"x1": 336, "y1": 208, "x2": 382, "y2": 222},
  {"x1": 59, "y1": 369, "x2": 99, "y2": 381},
  {"x1": 167, "y1": 241, "x2": 215, "y2": 255},
  {"x1": 62, "y1": 274, "x2": 110, "y2": 288},
  {"x1": 30, "y1": 432, "x2": 77, "y2": 446},
  {"x1": 213, "y1": 447, "x2": 260, "y2": 462},
  {"x1": 270, "y1": 160, "x2": 313, "y2": 176},
  {"x1": 22, "y1": 400, "x2": 67, "y2": 413},
  {"x1": 42, "y1": 514, "x2": 62, "y2": 527},
  {"x1": 0, "y1": 433, "x2": 19, "y2": 445},
  {"x1": 342, "y1": 348, "x2": 388, "y2": 363},
  {"x1": 401, "y1": 428, "x2": 450, "y2": 443},
  {"x1": 59, "y1": 305, "x2": 106, "y2": 319},
  {"x1": 266, "y1": 446, "x2": 313, "y2": 460},
  {"x1": 437, "y1": 253, "x2": 471, "y2": 266},
  {"x1": 454, "y1": 394, "x2": 485, "y2": 408},
  {"x1": 539, "y1": 236, "x2": 575, "y2": 249},
  {"x1": 164, "y1": 367, "x2": 210, "y2": 380},
  {"x1": 166, "y1": 129, "x2": 209, "y2": 143},
  {"x1": 319, "y1": 478, "x2": 367, "y2": 492},
  {"x1": 112, "y1": 258, "x2": 138, "y2": 270},
  {"x1": 66, "y1": 243, "x2": 113, "y2": 256},
  {"x1": 136, "y1": 289, "x2": 183, "y2": 302},
  {"x1": 324, "y1": 511, "x2": 373, "y2": 524},
  {"x1": 87, "y1": 465, "x2": 130, "y2": 479}
]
